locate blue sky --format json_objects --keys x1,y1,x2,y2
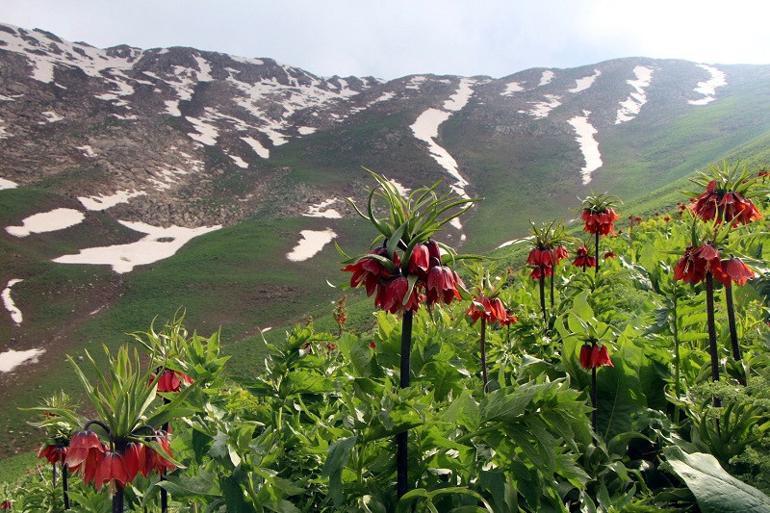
[{"x1": 3, "y1": 0, "x2": 768, "y2": 79}]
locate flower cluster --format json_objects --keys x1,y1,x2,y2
[
  {"x1": 466, "y1": 295, "x2": 517, "y2": 326},
  {"x1": 691, "y1": 180, "x2": 762, "y2": 225},
  {"x1": 572, "y1": 245, "x2": 596, "y2": 271},
  {"x1": 582, "y1": 208, "x2": 619, "y2": 235},
  {"x1": 579, "y1": 344, "x2": 614, "y2": 369},
  {"x1": 0, "y1": 500, "x2": 10, "y2": 510},
  {"x1": 673, "y1": 244, "x2": 754, "y2": 287},
  {"x1": 527, "y1": 245, "x2": 568, "y2": 280},
  {"x1": 65, "y1": 430, "x2": 175, "y2": 490},
  {"x1": 344, "y1": 240, "x2": 463, "y2": 314}
]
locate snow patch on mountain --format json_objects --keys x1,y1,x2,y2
[
  {"x1": 411, "y1": 109, "x2": 466, "y2": 197},
  {"x1": 241, "y1": 136, "x2": 270, "y2": 159},
  {"x1": 568, "y1": 111, "x2": 602, "y2": 185},
  {"x1": 303, "y1": 199, "x2": 342, "y2": 219},
  {"x1": 146, "y1": 162, "x2": 197, "y2": 191},
  {"x1": 230, "y1": 54, "x2": 264, "y2": 66},
  {"x1": 0, "y1": 23, "x2": 142, "y2": 84},
  {"x1": 520, "y1": 94, "x2": 562, "y2": 119},
  {"x1": 192, "y1": 54, "x2": 214, "y2": 82},
  {"x1": 41, "y1": 111, "x2": 64, "y2": 123},
  {"x1": 688, "y1": 64, "x2": 727, "y2": 106},
  {"x1": 501, "y1": 81, "x2": 524, "y2": 96},
  {"x1": 6, "y1": 208, "x2": 85, "y2": 237},
  {"x1": 497, "y1": 235, "x2": 534, "y2": 249},
  {"x1": 0, "y1": 178, "x2": 18, "y2": 190},
  {"x1": 387, "y1": 178, "x2": 410, "y2": 196},
  {"x1": 0, "y1": 118, "x2": 9, "y2": 139},
  {"x1": 410, "y1": 79, "x2": 475, "y2": 241},
  {"x1": 111, "y1": 113, "x2": 138, "y2": 121},
  {"x1": 298, "y1": 126, "x2": 317, "y2": 135},
  {"x1": 2, "y1": 279, "x2": 24, "y2": 325},
  {"x1": 94, "y1": 71, "x2": 135, "y2": 107},
  {"x1": 78, "y1": 190, "x2": 146, "y2": 211},
  {"x1": 186, "y1": 115, "x2": 219, "y2": 145},
  {"x1": 53, "y1": 221, "x2": 221, "y2": 273},
  {"x1": 405, "y1": 76, "x2": 427, "y2": 90},
  {"x1": 164, "y1": 100, "x2": 182, "y2": 116},
  {"x1": 443, "y1": 78, "x2": 474, "y2": 111},
  {"x1": 0, "y1": 348, "x2": 45, "y2": 373},
  {"x1": 615, "y1": 66, "x2": 653, "y2": 124},
  {"x1": 77, "y1": 145, "x2": 97, "y2": 158},
  {"x1": 569, "y1": 69, "x2": 601, "y2": 93},
  {"x1": 538, "y1": 70, "x2": 555, "y2": 86},
  {"x1": 349, "y1": 91, "x2": 396, "y2": 115},
  {"x1": 227, "y1": 153, "x2": 249, "y2": 169},
  {"x1": 286, "y1": 229, "x2": 337, "y2": 261}
]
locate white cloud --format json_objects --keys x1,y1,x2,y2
[{"x1": 1, "y1": 0, "x2": 767, "y2": 79}]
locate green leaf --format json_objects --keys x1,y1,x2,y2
[
  {"x1": 323, "y1": 435, "x2": 357, "y2": 505},
  {"x1": 664, "y1": 446, "x2": 770, "y2": 513}
]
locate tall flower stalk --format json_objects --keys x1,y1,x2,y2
[
  {"x1": 688, "y1": 161, "x2": 762, "y2": 385},
  {"x1": 342, "y1": 172, "x2": 474, "y2": 498},
  {"x1": 580, "y1": 193, "x2": 620, "y2": 275},
  {"x1": 580, "y1": 340, "x2": 614, "y2": 428},
  {"x1": 27, "y1": 392, "x2": 81, "y2": 510},
  {"x1": 64, "y1": 346, "x2": 192, "y2": 512},
  {"x1": 466, "y1": 266, "x2": 517, "y2": 393},
  {"x1": 571, "y1": 320, "x2": 614, "y2": 430},
  {"x1": 674, "y1": 237, "x2": 725, "y2": 386},
  {"x1": 527, "y1": 221, "x2": 569, "y2": 326}
]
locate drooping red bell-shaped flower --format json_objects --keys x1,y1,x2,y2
[
  {"x1": 527, "y1": 247, "x2": 554, "y2": 267},
  {"x1": 156, "y1": 369, "x2": 193, "y2": 393},
  {"x1": 466, "y1": 296, "x2": 508, "y2": 325},
  {"x1": 122, "y1": 442, "x2": 146, "y2": 483},
  {"x1": 344, "y1": 248, "x2": 390, "y2": 295},
  {"x1": 375, "y1": 275, "x2": 409, "y2": 314},
  {"x1": 719, "y1": 257, "x2": 754, "y2": 287},
  {"x1": 591, "y1": 345, "x2": 614, "y2": 368},
  {"x1": 673, "y1": 243, "x2": 723, "y2": 285},
  {"x1": 37, "y1": 444, "x2": 67, "y2": 465},
  {"x1": 93, "y1": 451, "x2": 129, "y2": 490},
  {"x1": 426, "y1": 265, "x2": 461, "y2": 305},
  {"x1": 572, "y1": 245, "x2": 596, "y2": 270},
  {"x1": 65, "y1": 431, "x2": 106, "y2": 470},
  {"x1": 407, "y1": 244, "x2": 430, "y2": 276},
  {"x1": 579, "y1": 344, "x2": 593, "y2": 369}
]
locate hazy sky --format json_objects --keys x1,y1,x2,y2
[{"x1": 3, "y1": 0, "x2": 769, "y2": 79}]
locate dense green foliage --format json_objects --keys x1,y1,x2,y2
[{"x1": 3, "y1": 170, "x2": 770, "y2": 512}]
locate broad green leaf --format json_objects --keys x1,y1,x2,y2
[{"x1": 664, "y1": 447, "x2": 770, "y2": 513}]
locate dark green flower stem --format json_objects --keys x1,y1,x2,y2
[
  {"x1": 705, "y1": 272, "x2": 721, "y2": 407},
  {"x1": 595, "y1": 231, "x2": 600, "y2": 274},
  {"x1": 591, "y1": 341, "x2": 597, "y2": 430},
  {"x1": 672, "y1": 295, "x2": 682, "y2": 424},
  {"x1": 724, "y1": 286, "x2": 746, "y2": 385},
  {"x1": 549, "y1": 268, "x2": 555, "y2": 310},
  {"x1": 539, "y1": 273, "x2": 547, "y2": 325},
  {"x1": 113, "y1": 484, "x2": 124, "y2": 513},
  {"x1": 480, "y1": 318, "x2": 488, "y2": 394},
  {"x1": 62, "y1": 464, "x2": 70, "y2": 509},
  {"x1": 162, "y1": 397, "x2": 170, "y2": 513},
  {"x1": 397, "y1": 310, "x2": 413, "y2": 498}
]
